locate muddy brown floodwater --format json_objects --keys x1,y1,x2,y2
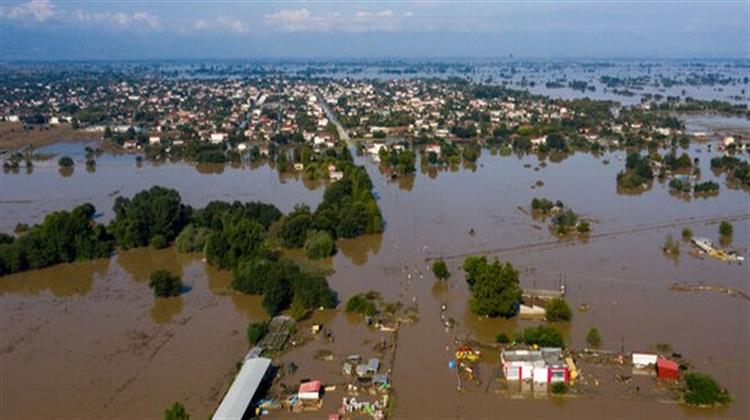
[{"x1": 1, "y1": 141, "x2": 748, "y2": 419}]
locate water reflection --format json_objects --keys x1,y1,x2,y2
[
  {"x1": 338, "y1": 234, "x2": 383, "y2": 266},
  {"x1": 150, "y1": 296, "x2": 184, "y2": 324},
  {"x1": 59, "y1": 166, "x2": 74, "y2": 177},
  {"x1": 116, "y1": 247, "x2": 187, "y2": 283},
  {"x1": 0, "y1": 258, "x2": 108, "y2": 297}
]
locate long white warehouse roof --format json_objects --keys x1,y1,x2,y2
[{"x1": 212, "y1": 357, "x2": 272, "y2": 420}]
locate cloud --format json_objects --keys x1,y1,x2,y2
[
  {"x1": 216, "y1": 16, "x2": 250, "y2": 34},
  {"x1": 7, "y1": 0, "x2": 55, "y2": 22},
  {"x1": 133, "y1": 12, "x2": 161, "y2": 30},
  {"x1": 72, "y1": 9, "x2": 160, "y2": 30},
  {"x1": 264, "y1": 8, "x2": 337, "y2": 33},
  {"x1": 264, "y1": 8, "x2": 417, "y2": 33},
  {"x1": 192, "y1": 19, "x2": 208, "y2": 31}
]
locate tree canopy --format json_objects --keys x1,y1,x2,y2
[{"x1": 463, "y1": 256, "x2": 522, "y2": 318}]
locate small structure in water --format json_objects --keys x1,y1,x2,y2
[
  {"x1": 212, "y1": 355, "x2": 272, "y2": 420},
  {"x1": 691, "y1": 237, "x2": 744, "y2": 262}
]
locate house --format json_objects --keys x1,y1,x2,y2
[
  {"x1": 632, "y1": 352, "x2": 658, "y2": 368},
  {"x1": 149, "y1": 136, "x2": 161, "y2": 145},
  {"x1": 501, "y1": 348, "x2": 569, "y2": 384},
  {"x1": 294, "y1": 162, "x2": 304, "y2": 171},
  {"x1": 723, "y1": 136, "x2": 736, "y2": 147},
  {"x1": 425, "y1": 144, "x2": 441, "y2": 155},
  {"x1": 236, "y1": 143, "x2": 248, "y2": 152},
  {"x1": 329, "y1": 171, "x2": 344, "y2": 181},
  {"x1": 123, "y1": 139, "x2": 138, "y2": 149},
  {"x1": 530, "y1": 135, "x2": 547, "y2": 148},
  {"x1": 656, "y1": 358, "x2": 679, "y2": 380},
  {"x1": 298, "y1": 380, "x2": 321, "y2": 400},
  {"x1": 210, "y1": 133, "x2": 227, "y2": 144}
]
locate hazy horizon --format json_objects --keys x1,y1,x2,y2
[{"x1": 1, "y1": 0, "x2": 748, "y2": 61}]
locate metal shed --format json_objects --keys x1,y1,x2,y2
[{"x1": 213, "y1": 357, "x2": 272, "y2": 420}]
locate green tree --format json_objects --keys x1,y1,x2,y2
[
  {"x1": 518, "y1": 325, "x2": 564, "y2": 348},
  {"x1": 110, "y1": 187, "x2": 190, "y2": 249},
  {"x1": 164, "y1": 402, "x2": 190, "y2": 420},
  {"x1": 149, "y1": 270, "x2": 182, "y2": 298},
  {"x1": 174, "y1": 225, "x2": 210, "y2": 253},
  {"x1": 304, "y1": 230, "x2": 336, "y2": 260},
  {"x1": 58, "y1": 156, "x2": 74, "y2": 167},
  {"x1": 683, "y1": 373, "x2": 732, "y2": 406},
  {"x1": 463, "y1": 257, "x2": 522, "y2": 317},
  {"x1": 586, "y1": 327, "x2": 602, "y2": 347},
  {"x1": 279, "y1": 205, "x2": 313, "y2": 248},
  {"x1": 432, "y1": 259, "x2": 450, "y2": 280},
  {"x1": 719, "y1": 221, "x2": 733, "y2": 237},
  {"x1": 545, "y1": 298, "x2": 572, "y2": 322},
  {"x1": 247, "y1": 321, "x2": 269, "y2": 345}
]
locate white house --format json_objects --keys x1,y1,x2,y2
[
  {"x1": 632, "y1": 353, "x2": 658, "y2": 368},
  {"x1": 149, "y1": 136, "x2": 161, "y2": 145},
  {"x1": 425, "y1": 144, "x2": 441, "y2": 155},
  {"x1": 210, "y1": 133, "x2": 227, "y2": 144},
  {"x1": 530, "y1": 135, "x2": 547, "y2": 147}
]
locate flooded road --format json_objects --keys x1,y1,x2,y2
[{"x1": 1, "y1": 142, "x2": 748, "y2": 418}]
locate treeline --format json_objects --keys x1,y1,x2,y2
[
  {"x1": 711, "y1": 156, "x2": 750, "y2": 185},
  {"x1": 1, "y1": 169, "x2": 383, "y2": 316},
  {"x1": 0, "y1": 204, "x2": 112, "y2": 275}
]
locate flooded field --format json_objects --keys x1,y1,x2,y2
[{"x1": 1, "y1": 141, "x2": 749, "y2": 418}]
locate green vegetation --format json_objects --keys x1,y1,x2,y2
[
  {"x1": 710, "y1": 156, "x2": 750, "y2": 186},
  {"x1": 530, "y1": 197, "x2": 557, "y2": 214},
  {"x1": 719, "y1": 221, "x2": 733, "y2": 237},
  {"x1": 681, "y1": 228, "x2": 693, "y2": 241},
  {"x1": 545, "y1": 298, "x2": 572, "y2": 322},
  {"x1": 174, "y1": 224, "x2": 210, "y2": 253},
  {"x1": 432, "y1": 259, "x2": 450, "y2": 280},
  {"x1": 517, "y1": 325, "x2": 564, "y2": 348},
  {"x1": 617, "y1": 153, "x2": 653, "y2": 189},
  {"x1": 304, "y1": 230, "x2": 336, "y2": 260},
  {"x1": 683, "y1": 373, "x2": 732, "y2": 407},
  {"x1": 379, "y1": 146, "x2": 416, "y2": 175},
  {"x1": 164, "y1": 402, "x2": 190, "y2": 420},
  {"x1": 0, "y1": 203, "x2": 112, "y2": 275},
  {"x1": 57, "y1": 156, "x2": 74, "y2": 168},
  {"x1": 495, "y1": 332, "x2": 510, "y2": 344},
  {"x1": 149, "y1": 270, "x2": 183, "y2": 298},
  {"x1": 576, "y1": 221, "x2": 591, "y2": 234},
  {"x1": 551, "y1": 382, "x2": 568, "y2": 395},
  {"x1": 345, "y1": 291, "x2": 380, "y2": 316},
  {"x1": 110, "y1": 186, "x2": 190, "y2": 250},
  {"x1": 586, "y1": 327, "x2": 602, "y2": 347},
  {"x1": 232, "y1": 258, "x2": 337, "y2": 316},
  {"x1": 150, "y1": 234, "x2": 168, "y2": 249},
  {"x1": 663, "y1": 234, "x2": 680, "y2": 256},
  {"x1": 463, "y1": 256, "x2": 522, "y2": 318},
  {"x1": 247, "y1": 321, "x2": 269, "y2": 345},
  {"x1": 692, "y1": 181, "x2": 719, "y2": 194}
]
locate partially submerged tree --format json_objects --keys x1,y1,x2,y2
[
  {"x1": 149, "y1": 270, "x2": 183, "y2": 298},
  {"x1": 432, "y1": 259, "x2": 450, "y2": 280}
]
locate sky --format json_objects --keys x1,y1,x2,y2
[{"x1": 0, "y1": 0, "x2": 748, "y2": 60}]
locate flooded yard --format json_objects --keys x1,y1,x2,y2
[{"x1": 1, "y1": 141, "x2": 748, "y2": 418}]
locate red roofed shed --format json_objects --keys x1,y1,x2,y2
[{"x1": 656, "y1": 358, "x2": 679, "y2": 380}]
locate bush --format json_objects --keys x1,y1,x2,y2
[
  {"x1": 149, "y1": 270, "x2": 182, "y2": 298},
  {"x1": 551, "y1": 382, "x2": 567, "y2": 394},
  {"x1": 58, "y1": 156, "x2": 74, "y2": 167},
  {"x1": 663, "y1": 234, "x2": 680, "y2": 255},
  {"x1": 304, "y1": 230, "x2": 336, "y2": 260},
  {"x1": 175, "y1": 224, "x2": 210, "y2": 253},
  {"x1": 496, "y1": 332, "x2": 510, "y2": 344},
  {"x1": 164, "y1": 402, "x2": 190, "y2": 420},
  {"x1": 681, "y1": 228, "x2": 693, "y2": 241},
  {"x1": 586, "y1": 327, "x2": 602, "y2": 347},
  {"x1": 432, "y1": 259, "x2": 450, "y2": 280},
  {"x1": 151, "y1": 234, "x2": 168, "y2": 249},
  {"x1": 518, "y1": 325, "x2": 564, "y2": 348},
  {"x1": 546, "y1": 298, "x2": 572, "y2": 322},
  {"x1": 683, "y1": 373, "x2": 732, "y2": 406},
  {"x1": 247, "y1": 321, "x2": 269, "y2": 345},
  {"x1": 576, "y1": 221, "x2": 591, "y2": 234},
  {"x1": 345, "y1": 292, "x2": 379, "y2": 316},
  {"x1": 719, "y1": 221, "x2": 733, "y2": 237}
]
